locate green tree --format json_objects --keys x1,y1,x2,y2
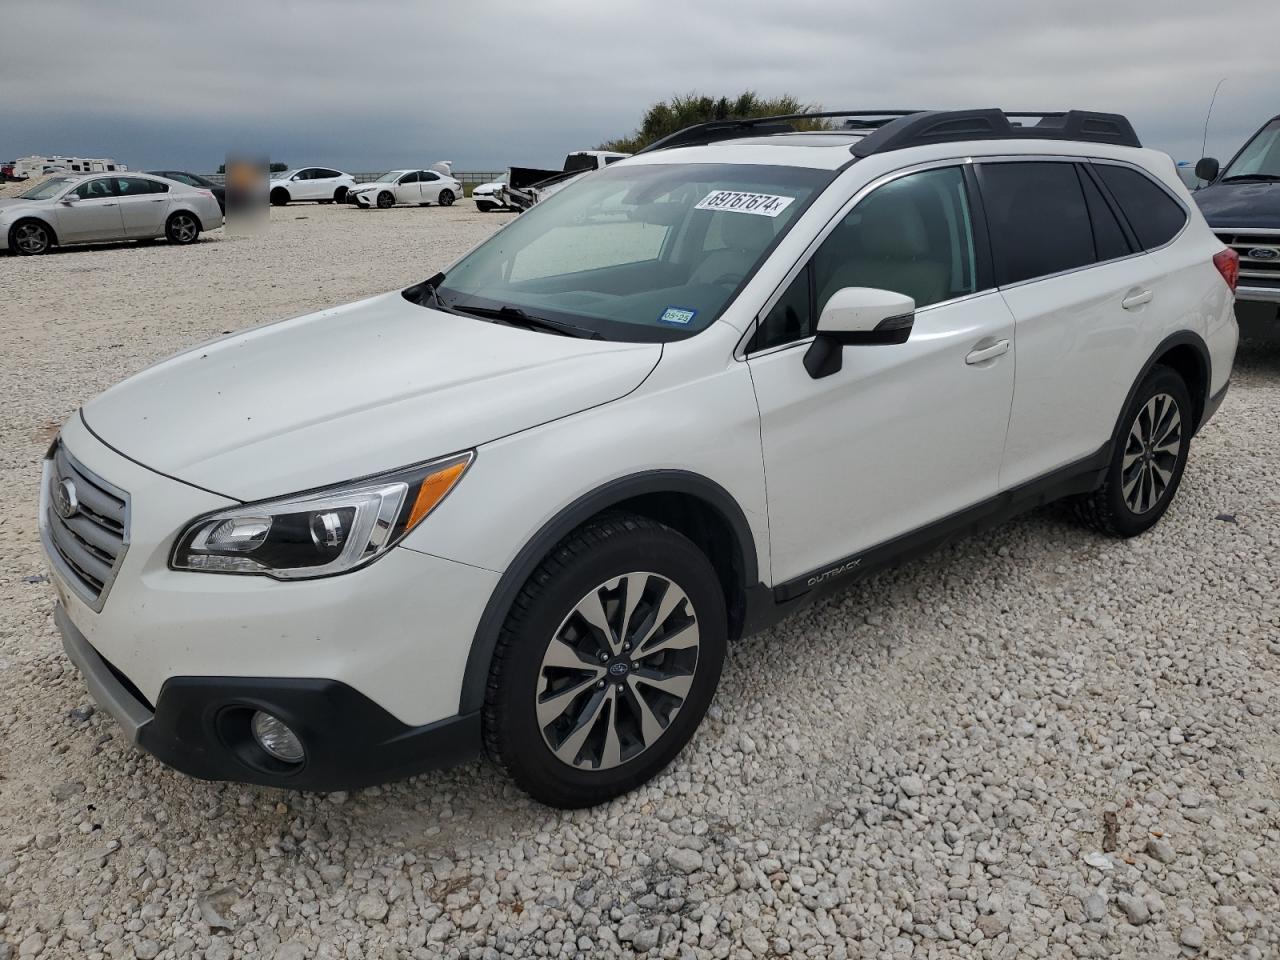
[{"x1": 600, "y1": 92, "x2": 832, "y2": 153}]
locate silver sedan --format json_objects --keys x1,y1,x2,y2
[{"x1": 0, "y1": 173, "x2": 224, "y2": 255}]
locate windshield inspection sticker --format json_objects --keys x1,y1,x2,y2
[
  {"x1": 659, "y1": 307, "x2": 697, "y2": 326},
  {"x1": 694, "y1": 190, "x2": 795, "y2": 217}
]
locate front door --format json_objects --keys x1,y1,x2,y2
[
  {"x1": 55, "y1": 177, "x2": 125, "y2": 242},
  {"x1": 395, "y1": 171, "x2": 420, "y2": 204},
  {"x1": 746, "y1": 164, "x2": 1015, "y2": 589}
]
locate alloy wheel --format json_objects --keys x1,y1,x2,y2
[
  {"x1": 171, "y1": 215, "x2": 198, "y2": 243},
  {"x1": 536, "y1": 572, "x2": 699, "y2": 771},
  {"x1": 1122, "y1": 392, "x2": 1182, "y2": 514},
  {"x1": 14, "y1": 223, "x2": 48, "y2": 254}
]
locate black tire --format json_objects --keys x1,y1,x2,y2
[
  {"x1": 376, "y1": 191, "x2": 395, "y2": 209},
  {"x1": 9, "y1": 219, "x2": 52, "y2": 255},
  {"x1": 438, "y1": 189, "x2": 455, "y2": 207},
  {"x1": 334, "y1": 186, "x2": 348, "y2": 203},
  {"x1": 476, "y1": 201, "x2": 495, "y2": 212},
  {"x1": 270, "y1": 187, "x2": 290, "y2": 206},
  {"x1": 165, "y1": 211, "x2": 201, "y2": 245},
  {"x1": 1073, "y1": 365, "x2": 1193, "y2": 537},
  {"x1": 483, "y1": 514, "x2": 727, "y2": 808}
]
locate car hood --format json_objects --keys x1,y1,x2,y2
[
  {"x1": 82, "y1": 291, "x2": 662, "y2": 501},
  {"x1": 0, "y1": 198, "x2": 39, "y2": 213},
  {"x1": 1194, "y1": 181, "x2": 1280, "y2": 229}
]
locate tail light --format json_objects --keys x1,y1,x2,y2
[{"x1": 1213, "y1": 248, "x2": 1239, "y2": 293}]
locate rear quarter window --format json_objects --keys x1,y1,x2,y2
[{"x1": 1093, "y1": 165, "x2": 1187, "y2": 250}]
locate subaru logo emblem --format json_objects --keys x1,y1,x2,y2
[
  {"x1": 608, "y1": 662, "x2": 629, "y2": 677},
  {"x1": 1247, "y1": 247, "x2": 1278, "y2": 261},
  {"x1": 54, "y1": 478, "x2": 79, "y2": 520}
]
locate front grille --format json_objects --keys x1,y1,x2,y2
[
  {"x1": 1214, "y1": 231, "x2": 1280, "y2": 282},
  {"x1": 44, "y1": 443, "x2": 129, "y2": 609}
]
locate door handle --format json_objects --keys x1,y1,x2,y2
[
  {"x1": 1121, "y1": 289, "x2": 1153, "y2": 310},
  {"x1": 150, "y1": 197, "x2": 166, "y2": 202},
  {"x1": 965, "y1": 339, "x2": 1010, "y2": 365}
]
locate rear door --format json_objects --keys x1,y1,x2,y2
[
  {"x1": 115, "y1": 176, "x2": 171, "y2": 237},
  {"x1": 978, "y1": 160, "x2": 1148, "y2": 489},
  {"x1": 419, "y1": 171, "x2": 442, "y2": 202},
  {"x1": 55, "y1": 177, "x2": 125, "y2": 242}
]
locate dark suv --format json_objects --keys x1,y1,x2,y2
[{"x1": 1195, "y1": 114, "x2": 1280, "y2": 340}]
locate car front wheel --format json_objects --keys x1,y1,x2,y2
[
  {"x1": 483, "y1": 515, "x2": 726, "y2": 808},
  {"x1": 1073, "y1": 364, "x2": 1192, "y2": 537},
  {"x1": 376, "y1": 191, "x2": 395, "y2": 209},
  {"x1": 10, "y1": 219, "x2": 52, "y2": 255}
]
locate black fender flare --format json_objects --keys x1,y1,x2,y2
[
  {"x1": 457, "y1": 469, "x2": 760, "y2": 714},
  {"x1": 1109, "y1": 331, "x2": 1212, "y2": 448}
]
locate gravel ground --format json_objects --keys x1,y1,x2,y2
[{"x1": 1, "y1": 204, "x2": 1277, "y2": 960}]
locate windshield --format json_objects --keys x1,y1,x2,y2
[
  {"x1": 374, "y1": 171, "x2": 405, "y2": 182},
  {"x1": 1223, "y1": 119, "x2": 1280, "y2": 180},
  {"x1": 19, "y1": 177, "x2": 74, "y2": 200},
  {"x1": 434, "y1": 162, "x2": 832, "y2": 342}
]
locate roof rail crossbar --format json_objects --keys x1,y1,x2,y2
[
  {"x1": 850, "y1": 108, "x2": 1141, "y2": 157},
  {"x1": 635, "y1": 110, "x2": 924, "y2": 154}
]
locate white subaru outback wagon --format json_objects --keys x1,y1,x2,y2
[{"x1": 42, "y1": 109, "x2": 1238, "y2": 807}]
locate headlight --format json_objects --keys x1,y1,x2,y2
[{"x1": 171, "y1": 452, "x2": 472, "y2": 578}]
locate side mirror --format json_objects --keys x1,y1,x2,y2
[
  {"x1": 803, "y1": 287, "x2": 915, "y2": 379},
  {"x1": 60, "y1": 193, "x2": 80, "y2": 204},
  {"x1": 1194, "y1": 157, "x2": 1219, "y2": 183}
]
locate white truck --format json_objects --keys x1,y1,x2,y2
[{"x1": 498, "y1": 150, "x2": 628, "y2": 211}]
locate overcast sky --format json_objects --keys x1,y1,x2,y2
[{"x1": 3, "y1": 0, "x2": 1277, "y2": 174}]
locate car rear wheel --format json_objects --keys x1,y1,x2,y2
[
  {"x1": 10, "y1": 219, "x2": 52, "y2": 255},
  {"x1": 165, "y1": 212, "x2": 201, "y2": 245},
  {"x1": 483, "y1": 515, "x2": 726, "y2": 808},
  {"x1": 376, "y1": 191, "x2": 395, "y2": 209},
  {"x1": 1073, "y1": 365, "x2": 1192, "y2": 537},
  {"x1": 270, "y1": 187, "x2": 290, "y2": 206},
  {"x1": 333, "y1": 186, "x2": 348, "y2": 203},
  {"x1": 438, "y1": 189, "x2": 455, "y2": 207}
]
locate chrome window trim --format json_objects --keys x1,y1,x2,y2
[
  {"x1": 736, "y1": 156, "x2": 991, "y2": 359},
  {"x1": 38, "y1": 443, "x2": 132, "y2": 613}
]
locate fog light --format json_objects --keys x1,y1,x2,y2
[{"x1": 251, "y1": 711, "x2": 305, "y2": 763}]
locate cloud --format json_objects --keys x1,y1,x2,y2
[{"x1": 2, "y1": 0, "x2": 1276, "y2": 171}]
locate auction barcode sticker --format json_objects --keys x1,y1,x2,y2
[{"x1": 694, "y1": 190, "x2": 795, "y2": 218}]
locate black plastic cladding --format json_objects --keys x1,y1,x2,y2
[{"x1": 639, "y1": 109, "x2": 1142, "y2": 157}]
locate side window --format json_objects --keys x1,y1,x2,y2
[
  {"x1": 420, "y1": 171, "x2": 439, "y2": 182},
  {"x1": 73, "y1": 178, "x2": 115, "y2": 200},
  {"x1": 604, "y1": 155, "x2": 624, "y2": 165},
  {"x1": 117, "y1": 177, "x2": 167, "y2": 195},
  {"x1": 317, "y1": 169, "x2": 341, "y2": 180},
  {"x1": 293, "y1": 170, "x2": 312, "y2": 181},
  {"x1": 1078, "y1": 166, "x2": 1132, "y2": 262},
  {"x1": 1093, "y1": 165, "x2": 1187, "y2": 250},
  {"x1": 750, "y1": 166, "x2": 977, "y2": 352},
  {"x1": 398, "y1": 172, "x2": 419, "y2": 184},
  {"x1": 978, "y1": 162, "x2": 1094, "y2": 285}
]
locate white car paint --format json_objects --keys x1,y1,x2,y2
[
  {"x1": 268, "y1": 166, "x2": 356, "y2": 204},
  {"x1": 347, "y1": 169, "x2": 462, "y2": 209},
  {"x1": 43, "y1": 124, "x2": 1237, "y2": 796}
]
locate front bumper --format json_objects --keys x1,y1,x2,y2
[
  {"x1": 349, "y1": 190, "x2": 375, "y2": 208},
  {"x1": 56, "y1": 605, "x2": 480, "y2": 790},
  {"x1": 42, "y1": 414, "x2": 502, "y2": 787}
]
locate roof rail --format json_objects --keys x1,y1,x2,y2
[
  {"x1": 637, "y1": 108, "x2": 1141, "y2": 156},
  {"x1": 634, "y1": 111, "x2": 923, "y2": 154},
  {"x1": 850, "y1": 109, "x2": 1141, "y2": 156}
]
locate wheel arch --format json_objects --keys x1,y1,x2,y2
[
  {"x1": 1120, "y1": 331, "x2": 1211, "y2": 438},
  {"x1": 8, "y1": 215, "x2": 59, "y2": 249},
  {"x1": 457, "y1": 470, "x2": 761, "y2": 714},
  {"x1": 166, "y1": 205, "x2": 206, "y2": 232}
]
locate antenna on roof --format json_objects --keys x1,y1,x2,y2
[{"x1": 1199, "y1": 77, "x2": 1227, "y2": 175}]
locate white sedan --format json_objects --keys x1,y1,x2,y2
[
  {"x1": 472, "y1": 174, "x2": 510, "y2": 212},
  {"x1": 347, "y1": 170, "x2": 462, "y2": 209},
  {"x1": 268, "y1": 167, "x2": 356, "y2": 206}
]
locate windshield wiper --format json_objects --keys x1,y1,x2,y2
[
  {"x1": 452, "y1": 303, "x2": 602, "y2": 339},
  {"x1": 1221, "y1": 174, "x2": 1280, "y2": 183}
]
